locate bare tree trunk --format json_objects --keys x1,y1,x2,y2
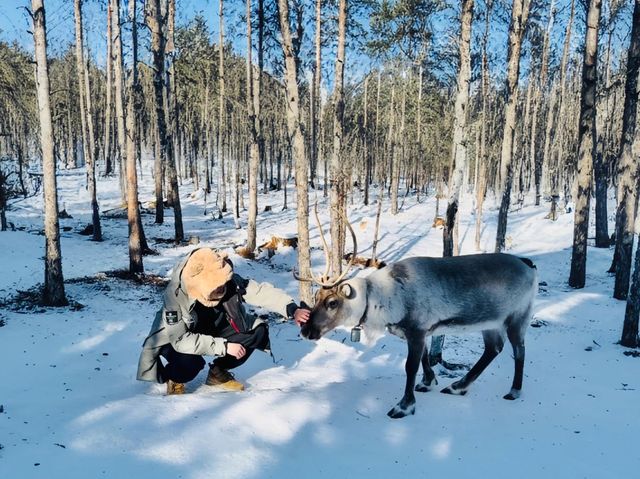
[
  {"x1": 277, "y1": 0, "x2": 311, "y2": 305},
  {"x1": 232, "y1": 114, "x2": 241, "y2": 230},
  {"x1": 154, "y1": 113, "x2": 164, "y2": 223},
  {"x1": 218, "y1": 0, "x2": 227, "y2": 213},
  {"x1": 74, "y1": 0, "x2": 102, "y2": 241},
  {"x1": 165, "y1": 0, "x2": 184, "y2": 242},
  {"x1": 622, "y1": 230, "x2": 640, "y2": 347},
  {"x1": 371, "y1": 195, "x2": 383, "y2": 260},
  {"x1": 593, "y1": 16, "x2": 614, "y2": 249},
  {"x1": 32, "y1": 0, "x2": 67, "y2": 306},
  {"x1": 147, "y1": 0, "x2": 183, "y2": 242},
  {"x1": 389, "y1": 85, "x2": 398, "y2": 214},
  {"x1": 444, "y1": 0, "x2": 473, "y2": 258},
  {"x1": 204, "y1": 76, "x2": 211, "y2": 194},
  {"x1": 364, "y1": 75, "x2": 370, "y2": 206},
  {"x1": 495, "y1": 0, "x2": 531, "y2": 252},
  {"x1": 65, "y1": 71, "x2": 76, "y2": 169},
  {"x1": 111, "y1": 0, "x2": 127, "y2": 205},
  {"x1": 74, "y1": 0, "x2": 90, "y2": 172},
  {"x1": 431, "y1": 0, "x2": 474, "y2": 367},
  {"x1": 475, "y1": 0, "x2": 492, "y2": 250},
  {"x1": 613, "y1": 0, "x2": 640, "y2": 300},
  {"x1": 104, "y1": 0, "x2": 114, "y2": 176},
  {"x1": 257, "y1": 0, "x2": 266, "y2": 195},
  {"x1": 330, "y1": 0, "x2": 348, "y2": 276},
  {"x1": 246, "y1": 0, "x2": 259, "y2": 254},
  {"x1": 532, "y1": 0, "x2": 555, "y2": 206},
  {"x1": 568, "y1": 0, "x2": 602, "y2": 289},
  {"x1": 125, "y1": 0, "x2": 143, "y2": 273},
  {"x1": 549, "y1": 0, "x2": 575, "y2": 221},
  {"x1": 310, "y1": 0, "x2": 322, "y2": 188}
]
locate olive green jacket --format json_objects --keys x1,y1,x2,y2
[{"x1": 136, "y1": 251, "x2": 295, "y2": 383}]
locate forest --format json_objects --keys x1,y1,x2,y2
[{"x1": 4, "y1": 0, "x2": 635, "y2": 341}]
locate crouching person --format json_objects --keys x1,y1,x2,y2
[{"x1": 137, "y1": 248, "x2": 309, "y2": 394}]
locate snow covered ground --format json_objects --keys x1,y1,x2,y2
[{"x1": 1, "y1": 162, "x2": 638, "y2": 479}]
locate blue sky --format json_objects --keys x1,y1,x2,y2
[
  {"x1": 0, "y1": 0, "x2": 632, "y2": 90},
  {"x1": 0, "y1": 0, "x2": 222, "y2": 62}
]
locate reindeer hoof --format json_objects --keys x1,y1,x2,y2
[
  {"x1": 503, "y1": 389, "x2": 521, "y2": 400},
  {"x1": 387, "y1": 403, "x2": 415, "y2": 419},
  {"x1": 415, "y1": 378, "x2": 437, "y2": 392},
  {"x1": 441, "y1": 386, "x2": 467, "y2": 396}
]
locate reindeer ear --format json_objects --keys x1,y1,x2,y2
[{"x1": 340, "y1": 283, "x2": 353, "y2": 298}]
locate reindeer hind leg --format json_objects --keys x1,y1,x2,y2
[
  {"x1": 442, "y1": 329, "x2": 504, "y2": 396},
  {"x1": 503, "y1": 313, "x2": 528, "y2": 400},
  {"x1": 415, "y1": 337, "x2": 438, "y2": 392}
]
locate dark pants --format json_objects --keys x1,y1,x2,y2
[{"x1": 160, "y1": 324, "x2": 269, "y2": 383}]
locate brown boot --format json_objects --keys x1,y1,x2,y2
[
  {"x1": 205, "y1": 365, "x2": 245, "y2": 391},
  {"x1": 166, "y1": 380, "x2": 185, "y2": 395}
]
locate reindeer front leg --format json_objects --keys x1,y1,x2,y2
[{"x1": 387, "y1": 334, "x2": 425, "y2": 419}]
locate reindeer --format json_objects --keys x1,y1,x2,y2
[{"x1": 295, "y1": 206, "x2": 538, "y2": 419}]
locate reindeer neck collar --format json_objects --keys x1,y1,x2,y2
[{"x1": 356, "y1": 280, "x2": 371, "y2": 328}]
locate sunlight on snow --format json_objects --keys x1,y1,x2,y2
[
  {"x1": 72, "y1": 399, "x2": 131, "y2": 427},
  {"x1": 384, "y1": 422, "x2": 409, "y2": 445},
  {"x1": 535, "y1": 292, "x2": 601, "y2": 323},
  {"x1": 430, "y1": 437, "x2": 452, "y2": 459},
  {"x1": 63, "y1": 321, "x2": 128, "y2": 352}
]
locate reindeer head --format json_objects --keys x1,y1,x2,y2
[
  {"x1": 301, "y1": 278, "x2": 368, "y2": 340},
  {"x1": 295, "y1": 202, "x2": 364, "y2": 340}
]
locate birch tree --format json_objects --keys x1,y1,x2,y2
[
  {"x1": 246, "y1": 0, "x2": 259, "y2": 254},
  {"x1": 277, "y1": 0, "x2": 312, "y2": 305},
  {"x1": 218, "y1": 0, "x2": 227, "y2": 213},
  {"x1": 32, "y1": 0, "x2": 67, "y2": 306},
  {"x1": 104, "y1": 0, "x2": 114, "y2": 176},
  {"x1": 165, "y1": 0, "x2": 184, "y2": 242},
  {"x1": 124, "y1": 0, "x2": 143, "y2": 273},
  {"x1": 110, "y1": 0, "x2": 127, "y2": 204},
  {"x1": 612, "y1": 0, "x2": 640, "y2": 300},
  {"x1": 475, "y1": 0, "x2": 492, "y2": 250},
  {"x1": 330, "y1": 0, "x2": 348, "y2": 276},
  {"x1": 431, "y1": 0, "x2": 474, "y2": 368},
  {"x1": 443, "y1": 0, "x2": 473, "y2": 257},
  {"x1": 495, "y1": 0, "x2": 531, "y2": 252},
  {"x1": 568, "y1": 0, "x2": 602, "y2": 289},
  {"x1": 545, "y1": 0, "x2": 575, "y2": 221},
  {"x1": 616, "y1": 0, "x2": 640, "y2": 348},
  {"x1": 147, "y1": 0, "x2": 183, "y2": 243},
  {"x1": 74, "y1": 0, "x2": 102, "y2": 242},
  {"x1": 310, "y1": 0, "x2": 322, "y2": 188}
]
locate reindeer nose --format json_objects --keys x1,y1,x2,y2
[
  {"x1": 300, "y1": 323, "x2": 320, "y2": 341},
  {"x1": 300, "y1": 323, "x2": 311, "y2": 339}
]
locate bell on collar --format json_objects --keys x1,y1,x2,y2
[{"x1": 350, "y1": 326, "x2": 362, "y2": 343}]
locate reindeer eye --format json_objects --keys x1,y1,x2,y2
[{"x1": 327, "y1": 299, "x2": 339, "y2": 310}]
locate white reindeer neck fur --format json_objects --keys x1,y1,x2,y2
[{"x1": 346, "y1": 269, "x2": 406, "y2": 343}]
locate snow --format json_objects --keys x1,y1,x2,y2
[{"x1": 0, "y1": 161, "x2": 638, "y2": 479}]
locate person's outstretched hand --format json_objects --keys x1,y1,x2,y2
[
  {"x1": 294, "y1": 307, "x2": 310, "y2": 326},
  {"x1": 226, "y1": 343, "x2": 246, "y2": 359}
]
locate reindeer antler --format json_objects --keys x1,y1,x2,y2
[{"x1": 293, "y1": 201, "x2": 358, "y2": 288}]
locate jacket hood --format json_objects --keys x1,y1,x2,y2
[{"x1": 164, "y1": 251, "x2": 198, "y2": 314}]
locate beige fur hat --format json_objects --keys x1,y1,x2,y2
[{"x1": 182, "y1": 248, "x2": 233, "y2": 306}]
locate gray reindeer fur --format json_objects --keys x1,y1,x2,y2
[{"x1": 301, "y1": 253, "x2": 538, "y2": 419}]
